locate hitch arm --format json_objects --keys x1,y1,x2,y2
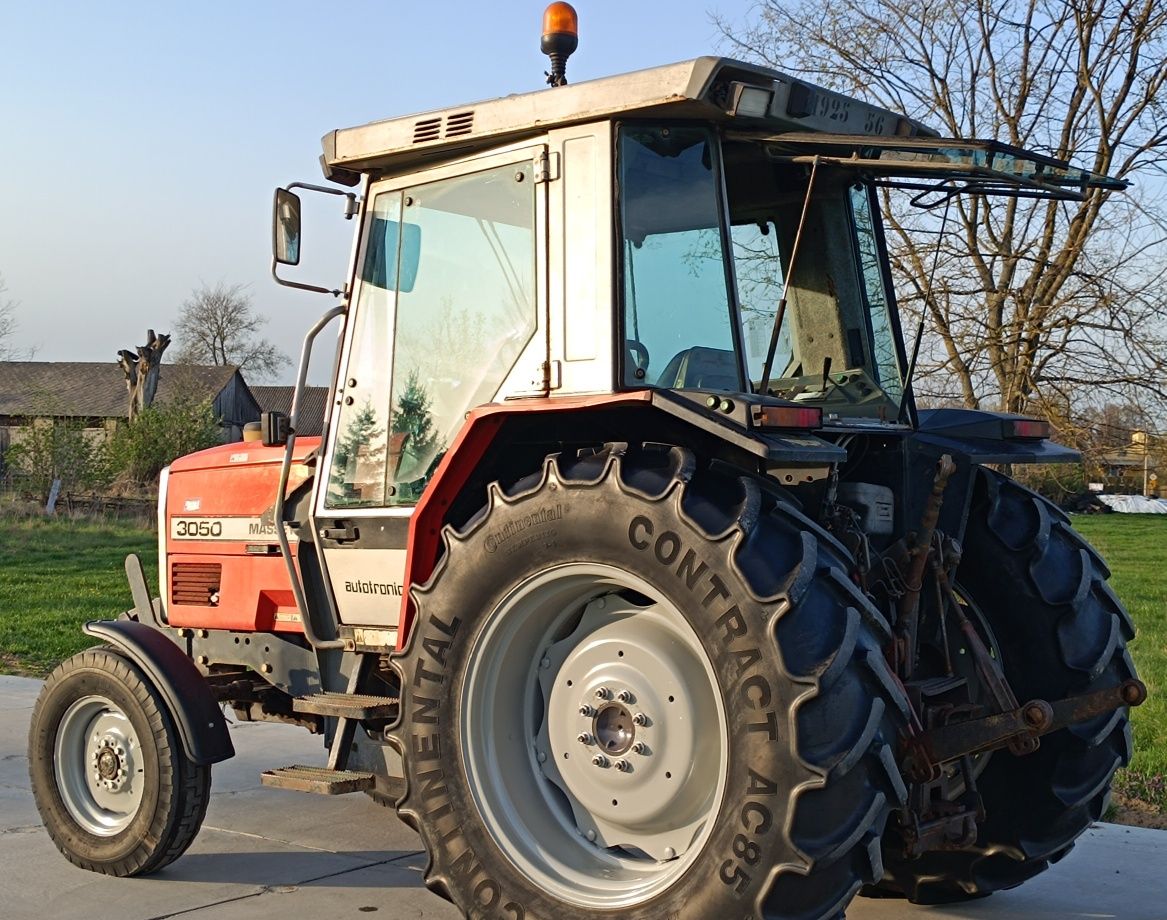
[{"x1": 903, "y1": 679, "x2": 1146, "y2": 782}]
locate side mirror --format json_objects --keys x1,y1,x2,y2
[
  {"x1": 272, "y1": 189, "x2": 302, "y2": 266},
  {"x1": 261, "y1": 410, "x2": 291, "y2": 447}
]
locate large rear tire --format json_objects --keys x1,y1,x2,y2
[
  {"x1": 390, "y1": 445, "x2": 908, "y2": 919},
  {"x1": 877, "y1": 468, "x2": 1136, "y2": 903},
  {"x1": 28, "y1": 646, "x2": 211, "y2": 876}
]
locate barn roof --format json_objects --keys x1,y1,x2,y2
[
  {"x1": 250, "y1": 385, "x2": 330, "y2": 437},
  {"x1": 0, "y1": 362, "x2": 244, "y2": 419}
]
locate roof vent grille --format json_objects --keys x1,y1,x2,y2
[
  {"x1": 444, "y1": 111, "x2": 475, "y2": 137},
  {"x1": 412, "y1": 117, "x2": 442, "y2": 143}
]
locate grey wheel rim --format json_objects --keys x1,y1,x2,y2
[
  {"x1": 460, "y1": 563, "x2": 729, "y2": 910},
  {"x1": 54, "y1": 695, "x2": 145, "y2": 836}
]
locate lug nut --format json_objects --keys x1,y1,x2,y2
[
  {"x1": 632, "y1": 742, "x2": 649, "y2": 755},
  {"x1": 577, "y1": 732, "x2": 593, "y2": 745},
  {"x1": 663, "y1": 846, "x2": 677, "y2": 860},
  {"x1": 595, "y1": 686, "x2": 611, "y2": 700},
  {"x1": 617, "y1": 689, "x2": 634, "y2": 703},
  {"x1": 615, "y1": 759, "x2": 631, "y2": 772},
  {"x1": 579, "y1": 704, "x2": 596, "y2": 717},
  {"x1": 591, "y1": 754, "x2": 610, "y2": 768},
  {"x1": 633, "y1": 712, "x2": 649, "y2": 726}
]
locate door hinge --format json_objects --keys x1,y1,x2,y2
[
  {"x1": 530, "y1": 360, "x2": 562, "y2": 391},
  {"x1": 534, "y1": 150, "x2": 560, "y2": 184}
]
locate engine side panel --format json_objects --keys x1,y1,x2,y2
[{"x1": 164, "y1": 439, "x2": 320, "y2": 633}]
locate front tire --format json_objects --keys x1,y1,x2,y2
[
  {"x1": 390, "y1": 445, "x2": 908, "y2": 919},
  {"x1": 28, "y1": 646, "x2": 211, "y2": 876}
]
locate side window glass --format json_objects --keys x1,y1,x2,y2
[
  {"x1": 619, "y1": 127, "x2": 740, "y2": 391},
  {"x1": 849, "y1": 186, "x2": 903, "y2": 402},
  {"x1": 388, "y1": 162, "x2": 537, "y2": 504},
  {"x1": 325, "y1": 192, "x2": 402, "y2": 508}
]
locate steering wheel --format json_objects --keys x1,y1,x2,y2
[{"x1": 626, "y1": 339, "x2": 651, "y2": 381}]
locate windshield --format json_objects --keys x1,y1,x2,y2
[
  {"x1": 722, "y1": 140, "x2": 905, "y2": 414},
  {"x1": 617, "y1": 124, "x2": 906, "y2": 418}
]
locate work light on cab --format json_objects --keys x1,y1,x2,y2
[{"x1": 541, "y1": 2, "x2": 578, "y2": 86}]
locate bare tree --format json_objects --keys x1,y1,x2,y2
[
  {"x1": 0, "y1": 273, "x2": 21, "y2": 361},
  {"x1": 117, "y1": 329, "x2": 171, "y2": 421},
  {"x1": 174, "y1": 282, "x2": 289, "y2": 381},
  {"x1": 717, "y1": 0, "x2": 1167, "y2": 418}
]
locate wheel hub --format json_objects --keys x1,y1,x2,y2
[
  {"x1": 92, "y1": 735, "x2": 131, "y2": 791},
  {"x1": 593, "y1": 702, "x2": 635, "y2": 756},
  {"x1": 459, "y1": 563, "x2": 729, "y2": 910},
  {"x1": 54, "y1": 697, "x2": 144, "y2": 835},
  {"x1": 537, "y1": 597, "x2": 720, "y2": 861}
]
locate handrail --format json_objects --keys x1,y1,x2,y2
[{"x1": 275, "y1": 304, "x2": 347, "y2": 650}]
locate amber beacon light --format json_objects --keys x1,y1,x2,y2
[{"x1": 541, "y1": 2, "x2": 579, "y2": 87}]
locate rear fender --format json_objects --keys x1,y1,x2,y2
[
  {"x1": 905, "y1": 408, "x2": 1078, "y2": 546},
  {"x1": 82, "y1": 619, "x2": 234, "y2": 765},
  {"x1": 398, "y1": 391, "x2": 844, "y2": 645}
]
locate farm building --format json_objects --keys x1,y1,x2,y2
[
  {"x1": 0, "y1": 361, "x2": 261, "y2": 468},
  {"x1": 249, "y1": 385, "x2": 329, "y2": 437}
]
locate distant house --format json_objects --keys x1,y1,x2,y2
[
  {"x1": 0, "y1": 362, "x2": 261, "y2": 467},
  {"x1": 1100, "y1": 431, "x2": 1162, "y2": 496},
  {"x1": 250, "y1": 385, "x2": 330, "y2": 437}
]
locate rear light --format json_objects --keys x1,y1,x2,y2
[
  {"x1": 753, "y1": 405, "x2": 823, "y2": 429},
  {"x1": 1004, "y1": 418, "x2": 1051, "y2": 439}
]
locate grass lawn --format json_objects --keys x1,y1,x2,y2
[
  {"x1": 0, "y1": 513, "x2": 1162, "y2": 815},
  {"x1": 0, "y1": 518, "x2": 156, "y2": 676}
]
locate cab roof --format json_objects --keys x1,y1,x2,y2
[{"x1": 320, "y1": 56, "x2": 933, "y2": 179}]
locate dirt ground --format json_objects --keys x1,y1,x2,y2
[{"x1": 1111, "y1": 794, "x2": 1167, "y2": 830}]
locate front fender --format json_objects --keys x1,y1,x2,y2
[{"x1": 83, "y1": 619, "x2": 234, "y2": 765}]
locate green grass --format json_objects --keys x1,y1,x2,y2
[
  {"x1": 0, "y1": 518, "x2": 156, "y2": 676},
  {"x1": 0, "y1": 513, "x2": 1162, "y2": 809},
  {"x1": 1072, "y1": 514, "x2": 1167, "y2": 810}
]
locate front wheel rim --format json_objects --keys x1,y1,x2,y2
[
  {"x1": 460, "y1": 563, "x2": 729, "y2": 910},
  {"x1": 54, "y1": 695, "x2": 145, "y2": 836}
]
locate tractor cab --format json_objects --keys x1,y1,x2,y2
[{"x1": 273, "y1": 53, "x2": 1123, "y2": 531}]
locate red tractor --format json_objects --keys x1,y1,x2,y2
[{"x1": 28, "y1": 7, "x2": 1144, "y2": 918}]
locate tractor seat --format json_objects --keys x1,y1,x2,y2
[{"x1": 655, "y1": 346, "x2": 740, "y2": 391}]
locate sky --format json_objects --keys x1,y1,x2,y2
[{"x1": 0, "y1": 1, "x2": 753, "y2": 384}]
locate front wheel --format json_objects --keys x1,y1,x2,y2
[
  {"x1": 28, "y1": 646, "x2": 211, "y2": 876},
  {"x1": 390, "y1": 445, "x2": 908, "y2": 919}
]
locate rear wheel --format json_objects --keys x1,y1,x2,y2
[
  {"x1": 390, "y1": 444, "x2": 908, "y2": 919},
  {"x1": 28, "y1": 646, "x2": 211, "y2": 876},
  {"x1": 876, "y1": 469, "x2": 1136, "y2": 902}
]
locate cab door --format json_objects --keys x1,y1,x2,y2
[{"x1": 313, "y1": 143, "x2": 549, "y2": 641}]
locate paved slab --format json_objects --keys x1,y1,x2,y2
[{"x1": 2, "y1": 674, "x2": 1164, "y2": 919}]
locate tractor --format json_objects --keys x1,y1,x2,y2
[{"x1": 28, "y1": 6, "x2": 1145, "y2": 918}]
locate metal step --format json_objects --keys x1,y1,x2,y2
[
  {"x1": 260, "y1": 765, "x2": 375, "y2": 795},
  {"x1": 292, "y1": 691, "x2": 397, "y2": 719}
]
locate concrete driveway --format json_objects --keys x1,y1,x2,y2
[{"x1": 1, "y1": 674, "x2": 1163, "y2": 919}]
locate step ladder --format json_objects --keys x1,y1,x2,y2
[
  {"x1": 260, "y1": 657, "x2": 396, "y2": 796},
  {"x1": 260, "y1": 764, "x2": 375, "y2": 795}
]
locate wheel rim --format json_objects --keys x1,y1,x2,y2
[
  {"x1": 54, "y1": 695, "x2": 145, "y2": 836},
  {"x1": 460, "y1": 563, "x2": 729, "y2": 909}
]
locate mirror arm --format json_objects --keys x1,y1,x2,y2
[
  {"x1": 272, "y1": 180, "x2": 361, "y2": 295},
  {"x1": 286, "y1": 181, "x2": 359, "y2": 219},
  {"x1": 271, "y1": 258, "x2": 345, "y2": 297}
]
